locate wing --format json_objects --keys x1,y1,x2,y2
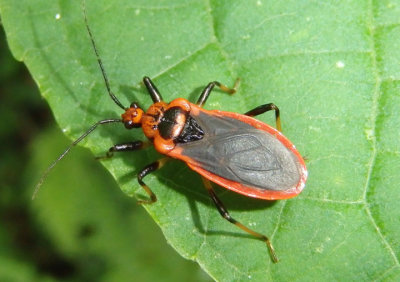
[{"x1": 168, "y1": 109, "x2": 306, "y2": 196}]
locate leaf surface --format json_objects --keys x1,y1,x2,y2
[{"x1": 1, "y1": 0, "x2": 399, "y2": 280}]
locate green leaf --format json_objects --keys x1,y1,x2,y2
[{"x1": 1, "y1": 0, "x2": 399, "y2": 280}]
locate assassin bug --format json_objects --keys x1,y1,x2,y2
[{"x1": 34, "y1": 2, "x2": 307, "y2": 263}]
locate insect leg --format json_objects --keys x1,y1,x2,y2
[
  {"x1": 143, "y1": 76, "x2": 163, "y2": 103},
  {"x1": 202, "y1": 178, "x2": 278, "y2": 263},
  {"x1": 137, "y1": 158, "x2": 168, "y2": 204},
  {"x1": 196, "y1": 79, "x2": 240, "y2": 107},
  {"x1": 245, "y1": 103, "x2": 281, "y2": 132},
  {"x1": 96, "y1": 141, "x2": 151, "y2": 160}
]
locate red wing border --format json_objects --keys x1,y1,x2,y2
[{"x1": 167, "y1": 104, "x2": 308, "y2": 200}]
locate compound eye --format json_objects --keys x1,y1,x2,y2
[
  {"x1": 124, "y1": 120, "x2": 142, "y2": 129},
  {"x1": 124, "y1": 120, "x2": 135, "y2": 129},
  {"x1": 130, "y1": 102, "x2": 139, "y2": 109}
]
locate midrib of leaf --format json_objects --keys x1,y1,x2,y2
[
  {"x1": 176, "y1": 2, "x2": 287, "y2": 279},
  {"x1": 364, "y1": 0, "x2": 399, "y2": 268},
  {"x1": 126, "y1": 2, "x2": 251, "y2": 279}
]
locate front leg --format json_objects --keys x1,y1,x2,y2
[
  {"x1": 143, "y1": 76, "x2": 163, "y2": 103},
  {"x1": 96, "y1": 140, "x2": 150, "y2": 160}
]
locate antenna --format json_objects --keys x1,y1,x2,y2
[
  {"x1": 33, "y1": 118, "x2": 121, "y2": 199},
  {"x1": 33, "y1": 2, "x2": 127, "y2": 199},
  {"x1": 82, "y1": 0, "x2": 126, "y2": 110}
]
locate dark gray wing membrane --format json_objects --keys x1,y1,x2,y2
[{"x1": 177, "y1": 111, "x2": 302, "y2": 191}]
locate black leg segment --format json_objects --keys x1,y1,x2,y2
[
  {"x1": 96, "y1": 140, "x2": 149, "y2": 160},
  {"x1": 201, "y1": 178, "x2": 278, "y2": 263},
  {"x1": 137, "y1": 158, "x2": 168, "y2": 205},
  {"x1": 196, "y1": 79, "x2": 239, "y2": 107},
  {"x1": 245, "y1": 103, "x2": 281, "y2": 132},
  {"x1": 143, "y1": 76, "x2": 163, "y2": 103}
]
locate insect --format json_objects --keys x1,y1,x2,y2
[{"x1": 35, "y1": 2, "x2": 307, "y2": 263}]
